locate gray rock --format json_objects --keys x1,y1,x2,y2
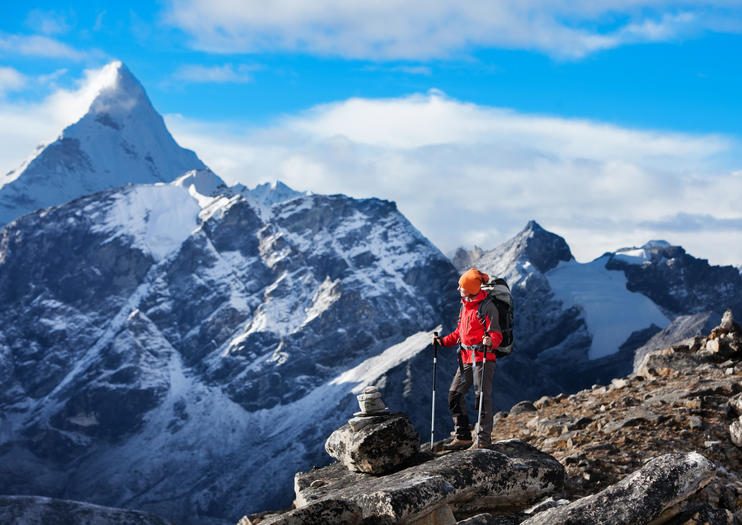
[
  {"x1": 719, "y1": 308, "x2": 740, "y2": 333},
  {"x1": 632, "y1": 313, "x2": 716, "y2": 373},
  {"x1": 255, "y1": 499, "x2": 362, "y2": 525},
  {"x1": 523, "y1": 496, "x2": 569, "y2": 515},
  {"x1": 637, "y1": 349, "x2": 711, "y2": 378},
  {"x1": 457, "y1": 513, "x2": 521, "y2": 525},
  {"x1": 730, "y1": 418, "x2": 742, "y2": 448},
  {"x1": 729, "y1": 393, "x2": 742, "y2": 416},
  {"x1": 295, "y1": 440, "x2": 565, "y2": 523},
  {"x1": 667, "y1": 504, "x2": 735, "y2": 525},
  {"x1": 510, "y1": 401, "x2": 538, "y2": 415},
  {"x1": 0, "y1": 495, "x2": 172, "y2": 525},
  {"x1": 521, "y1": 452, "x2": 715, "y2": 525},
  {"x1": 689, "y1": 416, "x2": 703, "y2": 429},
  {"x1": 325, "y1": 413, "x2": 420, "y2": 474}
]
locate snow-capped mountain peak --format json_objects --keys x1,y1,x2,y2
[
  {"x1": 0, "y1": 61, "x2": 207, "y2": 228},
  {"x1": 452, "y1": 220, "x2": 573, "y2": 282},
  {"x1": 84, "y1": 61, "x2": 149, "y2": 123}
]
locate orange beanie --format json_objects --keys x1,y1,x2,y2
[{"x1": 458, "y1": 268, "x2": 489, "y2": 296}]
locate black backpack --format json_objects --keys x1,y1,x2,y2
[{"x1": 479, "y1": 277, "x2": 514, "y2": 358}]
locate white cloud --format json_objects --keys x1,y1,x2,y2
[
  {"x1": 0, "y1": 33, "x2": 91, "y2": 60},
  {"x1": 0, "y1": 64, "x2": 122, "y2": 175},
  {"x1": 172, "y1": 63, "x2": 257, "y2": 83},
  {"x1": 25, "y1": 9, "x2": 73, "y2": 36},
  {"x1": 0, "y1": 67, "x2": 27, "y2": 96},
  {"x1": 163, "y1": 0, "x2": 742, "y2": 59},
  {"x1": 165, "y1": 91, "x2": 742, "y2": 266}
]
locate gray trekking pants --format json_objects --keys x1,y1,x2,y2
[{"x1": 448, "y1": 361, "x2": 496, "y2": 444}]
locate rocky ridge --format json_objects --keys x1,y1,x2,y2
[
  {"x1": 243, "y1": 311, "x2": 742, "y2": 524},
  {"x1": 490, "y1": 310, "x2": 742, "y2": 522}
]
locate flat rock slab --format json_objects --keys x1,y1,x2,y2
[
  {"x1": 251, "y1": 499, "x2": 362, "y2": 525},
  {"x1": 520, "y1": 452, "x2": 715, "y2": 525},
  {"x1": 295, "y1": 440, "x2": 565, "y2": 524}
]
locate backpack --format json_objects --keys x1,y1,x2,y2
[{"x1": 479, "y1": 277, "x2": 514, "y2": 358}]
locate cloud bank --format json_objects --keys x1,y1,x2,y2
[
  {"x1": 165, "y1": 91, "x2": 742, "y2": 266},
  {"x1": 164, "y1": 0, "x2": 742, "y2": 59},
  {"x1": 1, "y1": 65, "x2": 741, "y2": 267}
]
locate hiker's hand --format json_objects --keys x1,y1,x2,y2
[
  {"x1": 432, "y1": 336, "x2": 442, "y2": 347},
  {"x1": 482, "y1": 335, "x2": 492, "y2": 348}
]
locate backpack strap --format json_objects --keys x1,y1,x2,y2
[{"x1": 477, "y1": 296, "x2": 501, "y2": 334}]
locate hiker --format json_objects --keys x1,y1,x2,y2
[{"x1": 433, "y1": 268, "x2": 502, "y2": 449}]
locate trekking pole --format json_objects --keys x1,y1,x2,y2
[
  {"x1": 430, "y1": 331, "x2": 439, "y2": 450},
  {"x1": 474, "y1": 344, "x2": 487, "y2": 449}
]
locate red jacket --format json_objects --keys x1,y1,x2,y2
[{"x1": 441, "y1": 290, "x2": 502, "y2": 363}]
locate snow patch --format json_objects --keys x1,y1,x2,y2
[
  {"x1": 92, "y1": 184, "x2": 200, "y2": 261},
  {"x1": 613, "y1": 248, "x2": 650, "y2": 265},
  {"x1": 304, "y1": 276, "x2": 341, "y2": 325},
  {"x1": 332, "y1": 328, "x2": 440, "y2": 393},
  {"x1": 546, "y1": 257, "x2": 670, "y2": 359}
]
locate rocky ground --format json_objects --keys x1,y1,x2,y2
[
  {"x1": 241, "y1": 311, "x2": 742, "y2": 525},
  {"x1": 491, "y1": 312, "x2": 742, "y2": 522}
]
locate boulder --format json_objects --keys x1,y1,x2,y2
[
  {"x1": 247, "y1": 500, "x2": 362, "y2": 525},
  {"x1": 719, "y1": 308, "x2": 741, "y2": 334},
  {"x1": 730, "y1": 418, "x2": 742, "y2": 448},
  {"x1": 520, "y1": 452, "x2": 715, "y2": 525},
  {"x1": 325, "y1": 413, "x2": 419, "y2": 475},
  {"x1": 295, "y1": 440, "x2": 565, "y2": 524},
  {"x1": 729, "y1": 393, "x2": 742, "y2": 416},
  {"x1": 637, "y1": 349, "x2": 711, "y2": 377},
  {"x1": 509, "y1": 401, "x2": 538, "y2": 416}
]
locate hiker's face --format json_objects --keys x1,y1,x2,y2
[{"x1": 458, "y1": 286, "x2": 477, "y2": 300}]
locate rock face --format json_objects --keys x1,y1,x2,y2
[
  {"x1": 0, "y1": 176, "x2": 460, "y2": 523},
  {"x1": 520, "y1": 452, "x2": 715, "y2": 525},
  {"x1": 0, "y1": 495, "x2": 172, "y2": 525},
  {"x1": 325, "y1": 413, "x2": 420, "y2": 474},
  {"x1": 292, "y1": 440, "x2": 565, "y2": 524}
]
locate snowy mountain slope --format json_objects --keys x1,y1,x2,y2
[
  {"x1": 0, "y1": 495, "x2": 171, "y2": 525},
  {"x1": 0, "y1": 61, "x2": 207, "y2": 228},
  {"x1": 547, "y1": 257, "x2": 670, "y2": 360},
  {"x1": 605, "y1": 241, "x2": 742, "y2": 318},
  {"x1": 452, "y1": 223, "x2": 742, "y2": 392},
  {"x1": 0, "y1": 176, "x2": 462, "y2": 524}
]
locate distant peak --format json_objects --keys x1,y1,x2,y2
[
  {"x1": 246, "y1": 180, "x2": 309, "y2": 207},
  {"x1": 85, "y1": 61, "x2": 149, "y2": 120},
  {"x1": 514, "y1": 220, "x2": 573, "y2": 272},
  {"x1": 642, "y1": 240, "x2": 671, "y2": 249}
]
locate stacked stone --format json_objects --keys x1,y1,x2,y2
[{"x1": 325, "y1": 386, "x2": 420, "y2": 475}]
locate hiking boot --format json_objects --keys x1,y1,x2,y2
[
  {"x1": 467, "y1": 442, "x2": 492, "y2": 450},
  {"x1": 443, "y1": 437, "x2": 473, "y2": 450}
]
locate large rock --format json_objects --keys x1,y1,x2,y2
[
  {"x1": 241, "y1": 500, "x2": 362, "y2": 525},
  {"x1": 636, "y1": 348, "x2": 710, "y2": 377},
  {"x1": 325, "y1": 413, "x2": 420, "y2": 474},
  {"x1": 294, "y1": 440, "x2": 565, "y2": 524},
  {"x1": 0, "y1": 495, "x2": 172, "y2": 525},
  {"x1": 521, "y1": 452, "x2": 715, "y2": 525},
  {"x1": 632, "y1": 312, "x2": 715, "y2": 373},
  {"x1": 730, "y1": 418, "x2": 742, "y2": 448}
]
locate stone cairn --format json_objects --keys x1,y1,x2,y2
[{"x1": 324, "y1": 386, "x2": 420, "y2": 475}]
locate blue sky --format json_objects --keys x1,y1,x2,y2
[{"x1": 2, "y1": 2, "x2": 742, "y2": 265}]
